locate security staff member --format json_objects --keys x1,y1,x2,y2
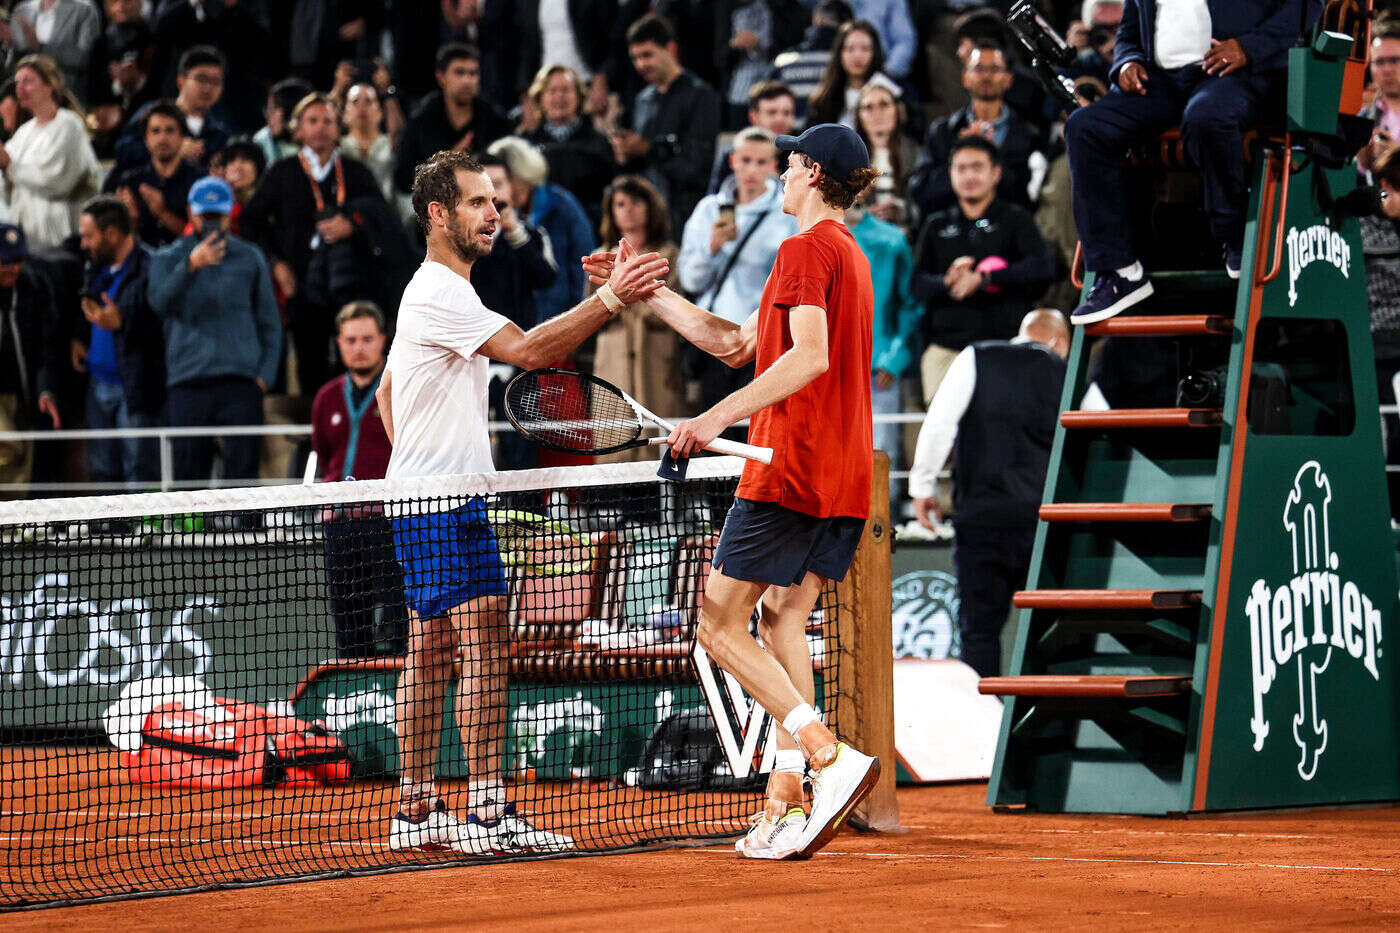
[{"x1": 908, "y1": 309, "x2": 1069, "y2": 677}]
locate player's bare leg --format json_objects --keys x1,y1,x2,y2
[
  {"x1": 396, "y1": 609, "x2": 456, "y2": 818},
  {"x1": 699, "y1": 568, "x2": 879, "y2": 858}
]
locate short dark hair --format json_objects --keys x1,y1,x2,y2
[
  {"x1": 435, "y1": 42, "x2": 480, "y2": 73},
  {"x1": 221, "y1": 139, "x2": 267, "y2": 180},
  {"x1": 794, "y1": 152, "x2": 881, "y2": 210},
  {"x1": 336, "y1": 300, "x2": 386, "y2": 335},
  {"x1": 82, "y1": 195, "x2": 133, "y2": 237},
  {"x1": 477, "y1": 152, "x2": 511, "y2": 178},
  {"x1": 178, "y1": 45, "x2": 225, "y2": 75},
  {"x1": 411, "y1": 150, "x2": 484, "y2": 234},
  {"x1": 270, "y1": 77, "x2": 314, "y2": 117},
  {"x1": 953, "y1": 8, "x2": 1007, "y2": 45},
  {"x1": 950, "y1": 134, "x2": 999, "y2": 166},
  {"x1": 143, "y1": 100, "x2": 187, "y2": 137},
  {"x1": 626, "y1": 13, "x2": 675, "y2": 48},
  {"x1": 814, "y1": 0, "x2": 854, "y2": 25},
  {"x1": 748, "y1": 80, "x2": 795, "y2": 110}
]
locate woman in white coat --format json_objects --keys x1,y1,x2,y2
[{"x1": 0, "y1": 54, "x2": 100, "y2": 249}]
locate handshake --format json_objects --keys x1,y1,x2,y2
[{"x1": 579, "y1": 237, "x2": 670, "y2": 306}]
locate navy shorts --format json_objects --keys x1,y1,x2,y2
[
  {"x1": 391, "y1": 498, "x2": 508, "y2": 618},
  {"x1": 711, "y1": 497, "x2": 866, "y2": 587}
]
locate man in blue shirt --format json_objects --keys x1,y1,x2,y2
[
  {"x1": 148, "y1": 177, "x2": 281, "y2": 484},
  {"x1": 77, "y1": 196, "x2": 165, "y2": 490}
]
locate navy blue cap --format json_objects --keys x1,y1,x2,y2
[
  {"x1": 188, "y1": 176, "x2": 234, "y2": 216},
  {"x1": 775, "y1": 123, "x2": 871, "y2": 184},
  {"x1": 0, "y1": 224, "x2": 27, "y2": 263}
]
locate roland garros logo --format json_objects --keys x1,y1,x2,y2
[
  {"x1": 1244, "y1": 462, "x2": 1383, "y2": 781},
  {"x1": 1286, "y1": 224, "x2": 1350, "y2": 308}
]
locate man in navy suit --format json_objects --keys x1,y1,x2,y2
[{"x1": 1065, "y1": 0, "x2": 1321, "y2": 326}]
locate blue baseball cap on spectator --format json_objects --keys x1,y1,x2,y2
[
  {"x1": 775, "y1": 124, "x2": 871, "y2": 184},
  {"x1": 188, "y1": 176, "x2": 234, "y2": 216},
  {"x1": 0, "y1": 224, "x2": 27, "y2": 263}
]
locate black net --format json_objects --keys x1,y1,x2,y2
[
  {"x1": 0, "y1": 458, "x2": 844, "y2": 910},
  {"x1": 505, "y1": 370, "x2": 645, "y2": 454}
]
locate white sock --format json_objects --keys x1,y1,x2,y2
[
  {"x1": 399, "y1": 778, "x2": 436, "y2": 813},
  {"x1": 775, "y1": 749, "x2": 806, "y2": 775},
  {"x1": 781, "y1": 703, "x2": 821, "y2": 739},
  {"x1": 1116, "y1": 261, "x2": 1144, "y2": 282}
]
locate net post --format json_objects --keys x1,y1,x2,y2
[{"x1": 836, "y1": 449, "x2": 901, "y2": 831}]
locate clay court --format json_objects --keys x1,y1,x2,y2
[{"x1": 6, "y1": 751, "x2": 1400, "y2": 930}]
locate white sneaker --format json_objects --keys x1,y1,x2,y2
[
  {"x1": 792, "y1": 744, "x2": 880, "y2": 859},
  {"x1": 387, "y1": 798, "x2": 459, "y2": 853},
  {"x1": 735, "y1": 806, "x2": 806, "y2": 860},
  {"x1": 472, "y1": 803, "x2": 575, "y2": 853}
]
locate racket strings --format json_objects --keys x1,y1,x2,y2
[{"x1": 508, "y1": 372, "x2": 644, "y2": 453}]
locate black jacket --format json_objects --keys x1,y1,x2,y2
[
  {"x1": 1113, "y1": 0, "x2": 1321, "y2": 80},
  {"x1": 241, "y1": 152, "x2": 389, "y2": 283},
  {"x1": 909, "y1": 105, "x2": 1045, "y2": 218},
  {"x1": 506, "y1": 0, "x2": 616, "y2": 102},
  {"x1": 911, "y1": 198, "x2": 1054, "y2": 350},
  {"x1": 393, "y1": 92, "x2": 511, "y2": 195},
  {"x1": 471, "y1": 226, "x2": 558, "y2": 331},
  {"x1": 80, "y1": 244, "x2": 166, "y2": 416},
  {"x1": 151, "y1": 0, "x2": 271, "y2": 134},
  {"x1": 113, "y1": 100, "x2": 231, "y2": 176},
  {"x1": 621, "y1": 70, "x2": 722, "y2": 237},
  {"x1": 0, "y1": 266, "x2": 61, "y2": 415},
  {"x1": 524, "y1": 120, "x2": 616, "y2": 229}
]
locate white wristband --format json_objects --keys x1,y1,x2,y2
[{"x1": 597, "y1": 283, "x2": 626, "y2": 314}]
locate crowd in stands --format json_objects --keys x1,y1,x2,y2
[{"x1": 0, "y1": 0, "x2": 1390, "y2": 510}]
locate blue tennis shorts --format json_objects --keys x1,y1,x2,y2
[
  {"x1": 711, "y1": 497, "x2": 866, "y2": 587},
  {"x1": 391, "y1": 497, "x2": 508, "y2": 618}
]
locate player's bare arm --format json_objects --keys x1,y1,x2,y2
[
  {"x1": 667, "y1": 305, "x2": 828, "y2": 458},
  {"x1": 376, "y1": 370, "x2": 394, "y2": 445}
]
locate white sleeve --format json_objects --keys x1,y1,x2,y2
[
  {"x1": 426, "y1": 286, "x2": 512, "y2": 360},
  {"x1": 908, "y1": 346, "x2": 976, "y2": 500}
]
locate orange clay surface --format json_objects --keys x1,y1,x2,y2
[{"x1": 6, "y1": 750, "x2": 1400, "y2": 930}]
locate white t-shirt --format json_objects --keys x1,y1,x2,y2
[
  {"x1": 1154, "y1": 0, "x2": 1212, "y2": 69},
  {"x1": 384, "y1": 261, "x2": 511, "y2": 479}
]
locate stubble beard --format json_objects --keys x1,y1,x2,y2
[{"x1": 445, "y1": 214, "x2": 490, "y2": 263}]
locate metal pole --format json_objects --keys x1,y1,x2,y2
[{"x1": 159, "y1": 433, "x2": 172, "y2": 492}]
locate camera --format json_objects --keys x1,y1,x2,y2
[
  {"x1": 1177, "y1": 368, "x2": 1226, "y2": 409},
  {"x1": 1007, "y1": 0, "x2": 1082, "y2": 114}
]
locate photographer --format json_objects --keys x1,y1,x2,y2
[
  {"x1": 242, "y1": 92, "x2": 401, "y2": 395},
  {"x1": 612, "y1": 14, "x2": 721, "y2": 238}
]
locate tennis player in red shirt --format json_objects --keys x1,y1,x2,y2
[{"x1": 585, "y1": 123, "x2": 880, "y2": 860}]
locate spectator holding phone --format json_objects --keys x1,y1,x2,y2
[
  {"x1": 1360, "y1": 23, "x2": 1400, "y2": 177},
  {"x1": 103, "y1": 100, "x2": 200, "y2": 248}
]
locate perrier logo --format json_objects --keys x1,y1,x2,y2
[{"x1": 1244, "y1": 462, "x2": 1384, "y2": 781}]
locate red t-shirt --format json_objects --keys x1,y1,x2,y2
[{"x1": 735, "y1": 219, "x2": 874, "y2": 519}]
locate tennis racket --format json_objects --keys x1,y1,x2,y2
[
  {"x1": 486, "y1": 508, "x2": 595, "y2": 575},
  {"x1": 504, "y1": 368, "x2": 773, "y2": 465}
]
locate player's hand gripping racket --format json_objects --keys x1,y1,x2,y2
[{"x1": 504, "y1": 368, "x2": 773, "y2": 464}]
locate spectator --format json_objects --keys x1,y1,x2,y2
[
  {"x1": 312, "y1": 300, "x2": 406, "y2": 658},
  {"x1": 209, "y1": 140, "x2": 266, "y2": 235},
  {"x1": 0, "y1": 223, "x2": 61, "y2": 492},
  {"x1": 807, "y1": 19, "x2": 889, "y2": 129},
  {"x1": 1361, "y1": 149, "x2": 1400, "y2": 519},
  {"x1": 475, "y1": 153, "x2": 559, "y2": 470},
  {"x1": 911, "y1": 136, "x2": 1054, "y2": 404},
  {"x1": 87, "y1": 0, "x2": 159, "y2": 157},
  {"x1": 1061, "y1": 20, "x2": 1118, "y2": 89},
  {"x1": 854, "y1": 76, "x2": 919, "y2": 232},
  {"x1": 393, "y1": 43, "x2": 510, "y2": 198},
  {"x1": 242, "y1": 92, "x2": 398, "y2": 395},
  {"x1": 612, "y1": 13, "x2": 722, "y2": 238},
  {"x1": 115, "y1": 46, "x2": 230, "y2": 174},
  {"x1": 847, "y1": 189, "x2": 920, "y2": 496},
  {"x1": 588, "y1": 174, "x2": 683, "y2": 449},
  {"x1": 1360, "y1": 24, "x2": 1400, "y2": 177},
  {"x1": 846, "y1": 0, "x2": 916, "y2": 79},
  {"x1": 340, "y1": 82, "x2": 395, "y2": 202},
  {"x1": 103, "y1": 100, "x2": 200, "y2": 249},
  {"x1": 720, "y1": 0, "x2": 783, "y2": 129},
  {"x1": 767, "y1": 0, "x2": 852, "y2": 124},
  {"x1": 75, "y1": 195, "x2": 163, "y2": 489},
  {"x1": 5, "y1": 0, "x2": 101, "y2": 104},
  {"x1": 488, "y1": 136, "x2": 595, "y2": 326},
  {"x1": 1064, "y1": 0, "x2": 1318, "y2": 325},
  {"x1": 0, "y1": 55, "x2": 102, "y2": 250},
  {"x1": 287, "y1": 0, "x2": 377, "y2": 92},
  {"x1": 329, "y1": 58, "x2": 405, "y2": 147},
  {"x1": 678, "y1": 126, "x2": 795, "y2": 422},
  {"x1": 252, "y1": 77, "x2": 313, "y2": 171},
  {"x1": 910, "y1": 42, "x2": 1046, "y2": 218},
  {"x1": 519, "y1": 64, "x2": 615, "y2": 232},
  {"x1": 151, "y1": 0, "x2": 269, "y2": 133},
  {"x1": 708, "y1": 80, "x2": 797, "y2": 195},
  {"x1": 909, "y1": 309, "x2": 1070, "y2": 677},
  {"x1": 509, "y1": 0, "x2": 616, "y2": 112},
  {"x1": 148, "y1": 177, "x2": 281, "y2": 484},
  {"x1": 0, "y1": 79, "x2": 32, "y2": 141}
]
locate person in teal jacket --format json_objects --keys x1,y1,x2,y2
[
  {"x1": 147, "y1": 176, "x2": 282, "y2": 482},
  {"x1": 848, "y1": 196, "x2": 921, "y2": 496}
]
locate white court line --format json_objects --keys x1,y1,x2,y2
[
  {"x1": 2, "y1": 809, "x2": 341, "y2": 821},
  {"x1": 900, "y1": 824, "x2": 1314, "y2": 839},
  {"x1": 0, "y1": 834, "x2": 391, "y2": 849},
  {"x1": 688, "y1": 849, "x2": 1398, "y2": 873}
]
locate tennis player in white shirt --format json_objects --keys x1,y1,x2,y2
[{"x1": 376, "y1": 150, "x2": 669, "y2": 855}]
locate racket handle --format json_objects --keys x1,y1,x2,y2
[{"x1": 646, "y1": 436, "x2": 774, "y2": 465}]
